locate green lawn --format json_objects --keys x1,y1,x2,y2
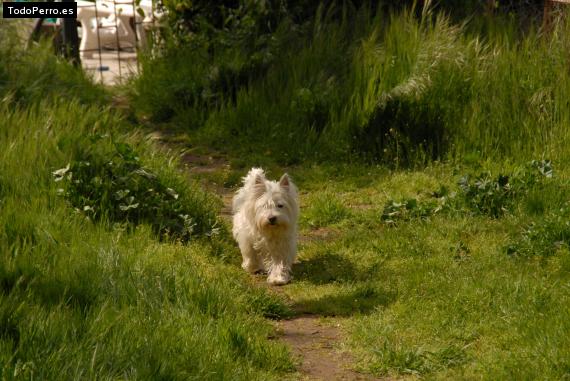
[{"x1": 185, "y1": 158, "x2": 570, "y2": 380}]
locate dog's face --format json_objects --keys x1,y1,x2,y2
[{"x1": 253, "y1": 174, "x2": 296, "y2": 232}]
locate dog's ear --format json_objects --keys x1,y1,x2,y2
[
  {"x1": 255, "y1": 174, "x2": 265, "y2": 186},
  {"x1": 279, "y1": 174, "x2": 290, "y2": 188},
  {"x1": 254, "y1": 174, "x2": 266, "y2": 197}
]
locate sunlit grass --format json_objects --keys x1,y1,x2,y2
[
  {"x1": 0, "y1": 31, "x2": 294, "y2": 378},
  {"x1": 283, "y1": 162, "x2": 570, "y2": 379}
]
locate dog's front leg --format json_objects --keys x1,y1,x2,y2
[
  {"x1": 267, "y1": 240, "x2": 295, "y2": 285},
  {"x1": 238, "y1": 240, "x2": 265, "y2": 274}
]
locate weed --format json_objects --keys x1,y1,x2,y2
[
  {"x1": 459, "y1": 160, "x2": 553, "y2": 217},
  {"x1": 507, "y1": 205, "x2": 570, "y2": 257},
  {"x1": 380, "y1": 183, "x2": 457, "y2": 224},
  {"x1": 381, "y1": 196, "x2": 451, "y2": 225},
  {"x1": 54, "y1": 135, "x2": 219, "y2": 241},
  {"x1": 458, "y1": 172, "x2": 513, "y2": 217},
  {"x1": 381, "y1": 161, "x2": 554, "y2": 223}
]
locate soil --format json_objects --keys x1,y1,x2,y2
[{"x1": 276, "y1": 315, "x2": 381, "y2": 381}]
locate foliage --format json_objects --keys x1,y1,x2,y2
[
  {"x1": 159, "y1": 0, "x2": 287, "y2": 43},
  {"x1": 381, "y1": 160, "x2": 554, "y2": 223},
  {"x1": 381, "y1": 189, "x2": 453, "y2": 225},
  {"x1": 0, "y1": 100, "x2": 292, "y2": 380},
  {"x1": 0, "y1": 20, "x2": 108, "y2": 106},
  {"x1": 134, "y1": 3, "x2": 570, "y2": 166},
  {"x1": 280, "y1": 163, "x2": 570, "y2": 379},
  {"x1": 507, "y1": 205, "x2": 570, "y2": 257},
  {"x1": 459, "y1": 160, "x2": 553, "y2": 217},
  {"x1": 5, "y1": 4, "x2": 570, "y2": 380},
  {"x1": 54, "y1": 136, "x2": 220, "y2": 241},
  {"x1": 458, "y1": 172, "x2": 513, "y2": 218},
  {"x1": 0, "y1": 28, "x2": 292, "y2": 380}
]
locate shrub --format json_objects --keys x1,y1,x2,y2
[
  {"x1": 459, "y1": 160, "x2": 553, "y2": 218},
  {"x1": 381, "y1": 192, "x2": 453, "y2": 225},
  {"x1": 54, "y1": 135, "x2": 220, "y2": 241}
]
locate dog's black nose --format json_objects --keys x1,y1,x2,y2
[{"x1": 268, "y1": 216, "x2": 277, "y2": 225}]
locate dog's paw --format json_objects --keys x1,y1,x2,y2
[{"x1": 267, "y1": 270, "x2": 291, "y2": 286}]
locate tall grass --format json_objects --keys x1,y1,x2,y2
[
  {"x1": 0, "y1": 26, "x2": 293, "y2": 379},
  {"x1": 132, "y1": 4, "x2": 570, "y2": 166},
  {"x1": 0, "y1": 22, "x2": 108, "y2": 106}
]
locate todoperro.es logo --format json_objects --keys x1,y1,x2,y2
[{"x1": 3, "y1": 2, "x2": 77, "y2": 18}]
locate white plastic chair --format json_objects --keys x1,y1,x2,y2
[{"x1": 77, "y1": 0, "x2": 155, "y2": 58}]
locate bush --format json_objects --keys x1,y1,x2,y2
[
  {"x1": 54, "y1": 135, "x2": 220, "y2": 241},
  {"x1": 459, "y1": 160, "x2": 553, "y2": 218}
]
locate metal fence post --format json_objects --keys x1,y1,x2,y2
[{"x1": 61, "y1": 0, "x2": 80, "y2": 66}]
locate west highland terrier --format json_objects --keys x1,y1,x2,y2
[{"x1": 232, "y1": 168, "x2": 299, "y2": 285}]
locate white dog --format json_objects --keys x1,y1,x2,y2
[{"x1": 232, "y1": 168, "x2": 299, "y2": 285}]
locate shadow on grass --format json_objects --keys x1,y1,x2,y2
[
  {"x1": 0, "y1": 265, "x2": 97, "y2": 311},
  {"x1": 292, "y1": 284, "x2": 396, "y2": 317},
  {"x1": 293, "y1": 252, "x2": 363, "y2": 285},
  {"x1": 289, "y1": 249, "x2": 396, "y2": 316},
  {"x1": 293, "y1": 251, "x2": 386, "y2": 285}
]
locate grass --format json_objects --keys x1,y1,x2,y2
[
  {"x1": 301, "y1": 191, "x2": 352, "y2": 228},
  {"x1": 129, "y1": 10, "x2": 570, "y2": 376},
  {"x1": 132, "y1": 4, "x2": 570, "y2": 166},
  {"x1": 4, "y1": 2, "x2": 570, "y2": 380},
  {"x1": 0, "y1": 23, "x2": 108, "y2": 106},
  {"x1": 283, "y1": 162, "x2": 570, "y2": 379},
  {"x1": 170, "y1": 152, "x2": 570, "y2": 379},
  {"x1": 0, "y1": 28, "x2": 294, "y2": 380},
  {"x1": 0, "y1": 99, "x2": 295, "y2": 380}
]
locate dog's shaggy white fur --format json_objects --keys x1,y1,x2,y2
[{"x1": 232, "y1": 168, "x2": 299, "y2": 285}]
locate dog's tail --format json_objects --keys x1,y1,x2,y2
[{"x1": 232, "y1": 167, "x2": 266, "y2": 213}]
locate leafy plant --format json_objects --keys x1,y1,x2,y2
[
  {"x1": 458, "y1": 160, "x2": 553, "y2": 217},
  {"x1": 381, "y1": 187, "x2": 454, "y2": 225},
  {"x1": 54, "y1": 135, "x2": 219, "y2": 241},
  {"x1": 506, "y1": 205, "x2": 570, "y2": 257},
  {"x1": 458, "y1": 172, "x2": 513, "y2": 218},
  {"x1": 382, "y1": 160, "x2": 554, "y2": 223}
]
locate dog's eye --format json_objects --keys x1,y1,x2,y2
[{"x1": 277, "y1": 203, "x2": 284, "y2": 208}]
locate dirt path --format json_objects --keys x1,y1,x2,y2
[
  {"x1": 277, "y1": 315, "x2": 379, "y2": 381},
  {"x1": 177, "y1": 148, "x2": 381, "y2": 380}
]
